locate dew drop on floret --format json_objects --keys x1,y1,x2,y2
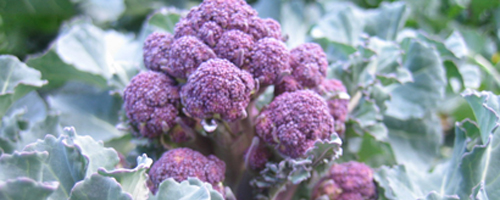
[
  {"x1": 123, "y1": 71, "x2": 180, "y2": 138},
  {"x1": 148, "y1": 148, "x2": 226, "y2": 194},
  {"x1": 166, "y1": 35, "x2": 216, "y2": 79},
  {"x1": 143, "y1": 32, "x2": 174, "y2": 72},
  {"x1": 255, "y1": 90, "x2": 335, "y2": 158},
  {"x1": 180, "y1": 58, "x2": 255, "y2": 122}
]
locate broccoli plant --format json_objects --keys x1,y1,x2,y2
[{"x1": 1, "y1": 0, "x2": 500, "y2": 199}]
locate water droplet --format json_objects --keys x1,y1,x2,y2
[{"x1": 201, "y1": 118, "x2": 218, "y2": 132}]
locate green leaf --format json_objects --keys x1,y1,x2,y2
[
  {"x1": 148, "y1": 178, "x2": 224, "y2": 200},
  {"x1": 140, "y1": 8, "x2": 183, "y2": 37},
  {"x1": 0, "y1": 151, "x2": 49, "y2": 181},
  {"x1": 385, "y1": 39, "x2": 446, "y2": 119},
  {"x1": 23, "y1": 134, "x2": 88, "y2": 200},
  {"x1": 374, "y1": 165, "x2": 421, "y2": 199},
  {"x1": 363, "y1": 2, "x2": 408, "y2": 41},
  {"x1": 72, "y1": 0, "x2": 126, "y2": 24},
  {"x1": 64, "y1": 127, "x2": 120, "y2": 178},
  {"x1": 0, "y1": 55, "x2": 47, "y2": 117},
  {"x1": 98, "y1": 154, "x2": 152, "y2": 200},
  {"x1": 0, "y1": 178, "x2": 59, "y2": 200},
  {"x1": 462, "y1": 90, "x2": 500, "y2": 144},
  {"x1": 26, "y1": 21, "x2": 140, "y2": 89},
  {"x1": 69, "y1": 174, "x2": 132, "y2": 200},
  {"x1": 458, "y1": 130, "x2": 500, "y2": 199},
  {"x1": 46, "y1": 82, "x2": 124, "y2": 142},
  {"x1": 421, "y1": 192, "x2": 459, "y2": 200}
]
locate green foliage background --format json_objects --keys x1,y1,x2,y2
[{"x1": 1, "y1": 0, "x2": 500, "y2": 199}]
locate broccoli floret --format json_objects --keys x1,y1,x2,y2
[
  {"x1": 143, "y1": 32, "x2": 174, "y2": 72},
  {"x1": 180, "y1": 58, "x2": 255, "y2": 122},
  {"x1": 214, "y1": 30, "x2": 254, "y2": 68},
  {"x1": 148, "y1": 147, "x2": 226, "y2": 195},
  {"x1": 197, "y1": 21, "x2": 224, "y2": 47},
  {"x1": 255, "y1": 90, "x2": 335, "y2": 158},
  {"x1": 290, "y1": 43, "x2": 329, "y2": 88},
  {"x1": 312, "y1": 161, "x2": 377, "y2": 200},
  {"x1": 123, "y1": 71, "x2": 180, "y2": 138},
  {"x1": 165, "y1": 35, "x2": 216, "y2": 79},
  {"x1": 313, "y1": 79, "x2": 350, "y2": 136},
  {"x1": 250, "y1": 37, "x2": 290, "y2": 85},
  {"x1": 244, "y1": 138, "x2": 272, "y2": 171}
]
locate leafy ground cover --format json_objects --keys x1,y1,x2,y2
[{"x1": 1, "y1": 0, "x2": 500, "y2": 199}]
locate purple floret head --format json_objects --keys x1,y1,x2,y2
[
  {"x1": 313, "y1": 79, "x2": 349, "y2": 136},
  {"x1": 148, "y1": 148, "x2": 226, "y2": 195},
  {"x1": 249, "y1": 37, "x2": 290, "y2": 85},
  {"x1": 255, "y1": 90, "x2": 335, "y2": 158},
  {"x1": 244, "y1": 139, "x2": 272, "y2": 171},
  {"x1": 274, "y1": 75, "x2": 303, "y2": 96},
  {"x1": 328, "y1": 161, "x2": 377, "y2": 200},
  {"x1": 143, "y1": 32, "x2": 174, "y2": 72},
  {"x1": 247, "y1": 17, "x2": 283, "y2": 41},
  {"x1": 123, "y1": 71, "x2": 180, "y2": 138},
  {"x1": 214, "y1": 30, "x2": 254, "y2": 68},
  {"x1": 180, "y1": 58, "x2": 255, "y2": 122},
  {"x1": 197, "y1": 21, "x2": 224, "y2": 47},
  {"x1": 290, "y1": 43, "x2": 329, "y2": 88},
  {"x1": 166, "y1": 35, "x2": 216, "y2": 79}
]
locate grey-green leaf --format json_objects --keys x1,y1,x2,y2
[
  {"x1": 462, "y1": 90, "x2": 500, "y2": 144},
  {"x1": 148, "y1": 178, "x2": 224, "y2": 200},
  {"x1": 0, "y1": 55, "x2": 47, "y2": 117},
  {"x1": 64, "y1": 127, "x2": 120, "y2": 178},
  {"x1": 0, "y1": 151, "x2": 49, "y2": 181},
  {"x1": 69, "y1": 174, "x2": 132, "y2": 200},
  {"x1": 0, "y1": 178, "x2": 59, "y2": 200},
  {"x1": 98, "y1": 154, "x2": 152, "y2": 200},
  {"x1": 23, "y1": 134, "x2": 88, "y2": 200}
]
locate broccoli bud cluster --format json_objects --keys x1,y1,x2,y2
[
  {"x1": 148, "y1": 148, "x2": 226, "y2": 194},
  {"x1": 311, "y1": 161, "x2": 377, "y2": 200},
  {"x1": 123, "y1": 0, "x2": 353, "y2": 197}
]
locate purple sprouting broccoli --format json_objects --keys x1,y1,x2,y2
[
  {"x1": 148, "y1": 148, "x2": 226, "y2": 195},
  {"x1": 214, "y1": 30, "x2": 254, "y2": 68},
  {"x1": 244, "y1": 138, "x2": 272, "y2": 171},
  {"x1": 249, "y1": 37, "x2": 290, "y2": 86},
  {"x1": 247, "y1": 17, "x2": 283, "y2": 41},
  {"x1": 165, "y1": 36, "x2": 216, "y2": 79},
  {"x1": 197, "y1": 21, "x2": 224, "y2": 47},
  {"x1": 313, "y1": 79, "x2": 350, "y2": 136},
  {"x1": 173, "y1": 17, "x2": 198, "y2": 38},
  {"x1": 274, "y1": 75, "x2": 304, "y2": 96},
  {"x1": 168, "y1": 117, "x2": 197, "y2": 143},
  {"x1": 290, "y1": 43, "x2": 329, "y2": 88},
  {"x1": 255, "y1": 90, "x2": 335, "y2": 158},
  {"x1": 180, "y1": 58, "x2": 255, "y2": 122},
  {"x1": 143, "y1": 32, "x2": 174, "y2": 72},
  {"x1": 123, "y1": 71, "x2": 180, "y2": 138},
  {"x1": 311, "y1": 161, "x2": 377, "y2": 200}
]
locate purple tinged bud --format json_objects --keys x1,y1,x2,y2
[
  {"x1": 255, "y1": 90, "x2": 334, "y2": 158},
  {"x1": 174, "y1": 18, "x2": 198, "y2": 38},
  {"x1": 274, "y1": 76, "x2": 303, "y2": 96},
  {"x1": 326, "y1": 161, "x2": 377, "y2": 200},
  {"x1": 148, "y1": 148, "x2": 226, "y2": 195},
  {"x1": 248, "y1": 17, "x2": 282, "y2": 41},
  {"x1": 143, "y1": 32, "x2": 174, "y2": 72},
  {"x1": 166, "y1": 36, "x2": 216, "y2": 79},
  {"x1": 180, "y1": 58, "x2": 255, "y2": 122},
  {"x1": 169, "y1": 117, "x2": 197, "y2": 143},
  {"x1": 250, "y1": 37, "x2": 290, "y2": 85},
  {"x1": 244, "y1": 137, "x2": 272, "y2": 171},
  {"x1": 290, "y1": 43, "x2": 329, "y2": 88},
  {"x1": 123, "y1": 71, "x2": 180, "y2": 138},
  {"x1": 313, "y1": 79, "x2": 349, "y2": 136},
  {"x1": 197, "y1": 21, "x2": 223, "y2": 47},
  {"x1": 214, "y1": 30, "x2": 254, "y2": 68}
]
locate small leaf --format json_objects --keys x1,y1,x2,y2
[
  {"x1": 0, "y1": 55, "x2": 47, "y2": 117},
  {"x1": 0, "y1": 178, "x2": 59, "y2": 200},
  {"x1": 69, "y1": 174, "x2": 132, "y2": 200},
  {"x1": 462, "y1": 90, "x2": 500, "y2": 144},
  {"x1": 64, "y1": 127, "x2": 120, "y2": 178},
  {"x1": 148, "y1": 178, "x2": 224, "y2": 200},
  {"x1": 98, "y1": 154, "x2": 152, "y2": 200},
  {"x1": 23, "y1": 134, "x2": 88, "y2": 200}
]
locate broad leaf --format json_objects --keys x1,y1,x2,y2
[
  {"x1": 71, "y1": 0, "x2": 125, "y2": 24},
  {"x1": 64, "y1": 127, "x2": 120, "y2": 178},
  {"x1": 23, "y1": 134, "x2": 88, "y2": 200},
  {"x1": 385, "y1": 39, "x2": 446, "y2": 119},
  {"x1": 98, "y1": 154, "x2": 153, "y2": 200},
  {"x1": 0, "y1": 55, "x2": 47, "y2": 117},
  {"x1": 69, "y1": 174, "x2": 132, "y2": 200},
  {"x1": 148, "y1": 178, "x2": 224, "y2": 200},
  {"x1": 0, "y1": 151, "x2": 49, "y2": 181},
  {"x1": 462, "y1": 90, "x2": 500, "y2": 143},
  {"x1": 0, "y1": 178, "x2": 59, "y2": 200}
]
